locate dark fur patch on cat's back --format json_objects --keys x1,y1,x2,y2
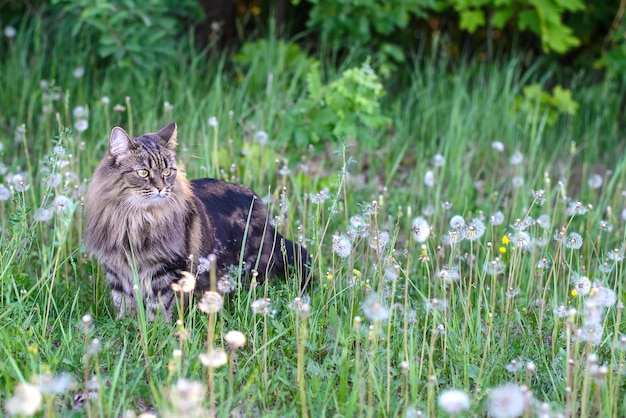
[{"x1": 190, "y1": 178, "x2": 271, "y2": 264}]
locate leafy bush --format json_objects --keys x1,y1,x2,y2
[
  {"x1": 52, "y1": 0, "x2": 204, "y2": 81},
  {"x1": 233, "y1": 38, "x2": 318, "y2": 96},
  {"x1": 291, "y1": 0, "x2": 433, "y2": 77},
  {"x1": 515, "y1": 83, "x2": 579, "y2": 125},
  {"x1": 437, "y1": 0, "x2": 585, "y2": 53},
  {"x1": 281, "y1": 59, "x2": 391, "y2": 151}
]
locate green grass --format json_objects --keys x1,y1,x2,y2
[{"x1": 1, "y1": 16, "x2": 626, "y2": 417}]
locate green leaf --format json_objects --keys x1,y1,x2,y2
[
  {"x1": 459, "y1": 9, "x2": 485, "y2": 33},
  {"x1": 492, "y1": 7, "x2": 514, "y2": 29}
]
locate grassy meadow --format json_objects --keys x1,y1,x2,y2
[{"x1": 2, "y1": 16, "x2": 626, "y2": 417}]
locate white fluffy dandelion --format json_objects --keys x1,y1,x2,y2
[
  {"x1": 332, "y1": 234, "x2": 352, "y2": 258},
  {"x1": 438, "y1": 389, "x2": 470, "y2": 415},
  {"x1": 487, "y1": 383, "x2": 525, "y2": 418},
  {"x1": 411, "y1": 217, "x2": 430, "y2": 243},
  {"x1": 362, "y1": 292, "x2": 389, "y2": 321}
]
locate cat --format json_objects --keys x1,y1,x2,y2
[{"x1": 84, "y1": 123, "x2": 310, "y2": 320}]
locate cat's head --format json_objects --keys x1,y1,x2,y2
[{"x1": 105, "y1": 122, "x2": 183, "y2": 206}]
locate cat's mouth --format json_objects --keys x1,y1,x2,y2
[{"x1": 143, "y1": 188, "x2": 170, "y2": 202}]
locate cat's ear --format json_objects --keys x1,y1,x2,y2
[
  {"x1": 109, "y1": 127, "x2": 134, "y2": 157},
  {"x1": 156, "y1": 122, "x2": 178, "y2": 150}
]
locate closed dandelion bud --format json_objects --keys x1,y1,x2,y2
[{"x1": 81, "y1": 314, "x2": 93, "y2": 330}]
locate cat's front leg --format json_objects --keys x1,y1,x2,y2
[
  {"x1": 146, "y1": 273, "x2": 177, "y2": 321},
  {"x1": 107, "y1": 272, "x2": 137, "y2": 319}
]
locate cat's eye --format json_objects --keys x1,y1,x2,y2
[
  {"x1": 162, "y1": 168, "x2": 172, "y2": 176},
  {"x1": 136, "y1": 169, "x2": 149, "y2": 178}
]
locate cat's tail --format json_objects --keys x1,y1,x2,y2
[{"x1": 273, "y1": 235, "x2": 312, "y2": 292}]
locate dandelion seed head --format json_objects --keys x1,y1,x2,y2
[
  {"x1": 251, "y1": 298, "x2": 275, "y2": 316},
  {"x1": 465, "y1": 218, "x2": 486, "y2": 241},
  {"x1": 11, "y1": 173, "x2": 30, "y2": 192},
  {"x1": 505, "y1": 359, "x2": 524, "y2": 373},
  {"x1": 588, "y1": 174, "x2": 603, "y2": 189},
  {"x1": 4, "y1": 25, "x2": 17, "y2": 38},
  {"x1": 255, "y1": 130, "x2": 268, "y2": 145},
  {"x1": 198, "y1": 291, "x2": 223, "y2": 314},
  {"x1": 536, "y1": 214, "x2": 551, "y2": 229},
  {"x1": 225, "y1": 330, "x2": 246, "y2": 349},
  {"x1": 0, "y1": 184, "x2": 11, "y2": 201},
  {"x1": 487, "y1": 383, "x2": 526, "y2": 418},
  {"x1": 362, "y1": 292, "x2": 389, "y2": 321},
  {"x1": 73, "y1": 106, "x2": 86, "y2": 119},
  {"x1": 449, "y1": 215, "x2": 465, "y2": 229},
  {"x1": 169, "y1": 379, "x2": 205, "y2": 415},
  {"x1": 199, "y1": 348, "x2": 228, "y2": 368},
  {"x1": 607, "y1": 248, "x2": 624, "y2": 262},
  {"x1": 591, "y1": 286, "x2": 616, "y2": 308},
  {"x1": 368, "y1": 231, "x2": 390, "y2": 253},
  {"x1": 510, "y1": 150, "x2": 524, "y2": 165},
  {"x1": 565, "y1": 232, "x2": 583, "y2": 250},
  {"x1": 432, "y1": 153, "x2": 445, "y2": 167},
  {"x1": 511, "y1": 231, "x2": 532, "y2": 250},
  {"x1": 411, "y1": 217, "x2": 430, "y2": 243},
  {"x1": 100, "y1": 96, "x2": 110, "y2": 105},
  {"x1": 599, "y1": 220, "x2": 613, "y2": 232},
  {"x1": 490, "y1": 211, "x2": 505, "y2": 225},
  {"x1": 6, "y1": 382, "x2": 42, "y2": 416},
  {"x1": 424, "y1": 170, "x2": 435, "y2": 188},
  {"x1": 567, "y1": 201, "x2": 588, "y2": 216},
  {"x1": 309, "y1": 188, "x2": 330, "y2": 204},
  {"x1": 573, "y1": 276, "x2": 591, "y2": 296},
  {"x1": 554, "y1": 305, "x2": 568, "y2": 318},
  {"x1": 511, "y1": 176, "x2": 525, "y2": 188},
  {"x1": 72, "y1": 66, "x2": 85, "y2": 78},
  {"x1": 491, "y1": 141, "x2": 505, "y2": 152},
  {"x1": 437, "y1": 389, "x2": 470, "y2": 415},
  {"x1": 33, "y1": 372, "x2": 75, "y2": 395},
  {"x1": 332, "y1": 234, "x2": 352, "y2": 258},
  {"x1": 53, "y1": 195, "x2": 73, "y2": 213},
  {"x1": 485, "y1": 258, "x2": 505, "y2": 276},
  {"x1": 577, "y1": 323, "x2": 603, "y2": 346},
  {"x1": 436, "y1": 265, "x2": 460, "y2": 283},
  {"x1": 171, "y1": 271, "x2": 196, "y2": 293},
  {"x1": 207, "y1": 116, "x2": 218, "y2": 127},
  {"x1": 531, "y1": 189, "x2": 546, "y2": 205}
]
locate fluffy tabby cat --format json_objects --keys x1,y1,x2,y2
[{"x1": 85, "y1": 123, "x2": 309, "y2": 320}]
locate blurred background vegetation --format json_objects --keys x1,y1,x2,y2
[{"x1": 1, "y1": 0, "x2": 624, "y2": 79}]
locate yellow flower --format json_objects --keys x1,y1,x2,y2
[
  {"x1": 571, "y1": 289, "x2": 578, "y2": 297},
  {"x1": 499, "y1": 246, "x2": 507, "y2": 254},
  {"x1": 326, "y1": 272, "x2": 333, "y2": 281},
  {"x1": 501, "y1": 235, "x2": 510, "y2": 245}
]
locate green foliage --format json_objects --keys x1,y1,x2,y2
[
  {"x1": 515, "y1": 83, "x2": 579, "y2": 125},
  {"x1": 52, "y1": 0, "x2": 204, "y2": 81},
  {"x1": 291, "y1": 0, "x2": 434, "y2": 77},
  {"x1": 594, "y1": 14, "x2": 626, "y2": 77},
  {"x1": 233, "y1": 38, "x2": 318, "y2": 96},
  {"x1": 295, "y1": 0, "x2": 588, "y2": 58},
  {"x1": 281, "y1": 59, "x2": 391, "y2": 151},
  {"x1": 294, "y1": 0, "x2": 432, "y2": 40},
  {"x1": 438, "y1": 0, "x2": 585, "y2": 53}
]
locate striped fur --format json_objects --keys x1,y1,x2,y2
[{"x1": 85, "y1": 123, "x2": 309, "y2": 320}]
